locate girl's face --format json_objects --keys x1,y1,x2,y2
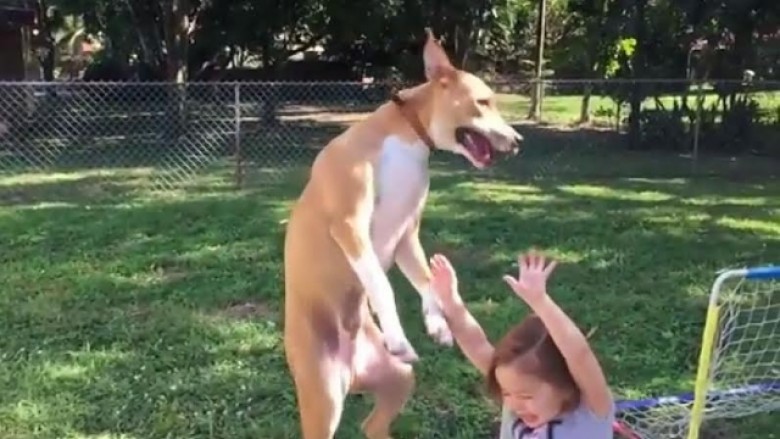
[{"x1": 495, "y1": 363, "x2": 571, "y2": 429}]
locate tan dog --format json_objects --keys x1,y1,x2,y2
[{"x1": 282, "y1": 29, "x2": 524, "y2": 439}]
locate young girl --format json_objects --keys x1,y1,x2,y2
[{"x1": 429, "y1": 251, "x2": 615, "y2": 438}]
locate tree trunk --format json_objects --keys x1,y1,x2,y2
[
  {"x1": 627, "y1": 0, "x2": 647, "y2": 149},
  {"x1": 123, "y1": 0, "x2": 155, "y2": 66},
  {"x1": 454, "y1": 25, "x2": 472, "y2": 69},
  {"x1": 163, "y1": 0, "x2": 189, "y2": 82},
  {"x1": 35, "y1": 0, "x2": 55, "y2": 81},
  {"x1": 579, "y1": 89, "x2": 592, "y2": 124},
  {"x1": 160, "y1": 0, "x2": 190, "y2": 141},
  {"x1": 528, "y1": 0, "x2": 546, "y2": 120},
  {"x1": 579, "y1": 61, "x2": 600, "y2": 124}
]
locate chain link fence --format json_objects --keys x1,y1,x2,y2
[{"x1": 1, "y1": 79, "x2": 778, "y2": 197}]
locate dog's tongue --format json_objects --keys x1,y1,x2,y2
[{"x1": 465, "y1": 132, "x2": 492, "y2": 163}]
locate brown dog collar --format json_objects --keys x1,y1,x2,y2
[{"x1": 390, "y1": 92, "x2": 437, "y2": 150}]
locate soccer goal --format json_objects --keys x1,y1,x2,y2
[{"x1": 614, "y1": 265, "x2": 779, "y2": 439}]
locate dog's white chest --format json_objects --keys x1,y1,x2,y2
[{"x1": 371, "y1": 136, "x2": 430, "y2": 267}]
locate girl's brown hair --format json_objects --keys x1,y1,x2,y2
[{"x1": 485, "y1": 314, "x2": 580, "y2": 408}]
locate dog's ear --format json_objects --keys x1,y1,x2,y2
[{"x1": 422, "y1": 28, "x2": 455, "y2": 83}]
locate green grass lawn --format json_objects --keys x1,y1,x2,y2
[
  {"x1": 1, "y1": 139, "x2": 778, "y2": 439},
  {"x1": 497, "y1": 89, "x2": 780, "y2": 127}
]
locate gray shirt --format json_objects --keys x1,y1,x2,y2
[{"x1": 497, "y1": 399, "x2": 615, "y2": 439}]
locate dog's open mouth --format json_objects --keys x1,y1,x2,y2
[{"x1": 455, "y1": 127, "x2": 494, "y2": 167}]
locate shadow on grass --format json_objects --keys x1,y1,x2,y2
[
  {"x1": 0, "y1": 191, "x2": 295, "y2": 438},
  {"x1": 0, "y1": 171, "x2": 152, "y2": 207},
  {"x1": 1, "y1": 169, "x2": 778, "y2": 438},
  {"x1": 503, "y1": 123, "x2": 780, "y2": 181}
]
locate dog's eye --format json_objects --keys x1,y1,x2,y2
[{"x1": 476, "y1": 98, "x2": 491, "y2": 107}]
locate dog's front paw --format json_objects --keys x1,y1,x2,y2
[
  {"x1": 424, "y1": 311, "x2": 453, "y2": 347},
  {"x1": 383, "y1": 333, "x2": 419, "y2": 364}
]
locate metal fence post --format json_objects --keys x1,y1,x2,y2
[
  {"x1": 234, "y1": 82, "x2": 243, "y2": 189},
  {"x1": 539, "y1": 78, "x2": 545, "y2": 122},
  {"x1": 691, "y1": 78, "x2": 704, "y2": 177}
]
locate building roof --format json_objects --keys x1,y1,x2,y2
[
  {"x1": 0, "y1": 0, "x2": 34, "y2": 8},
  {"x1": 0, "y1": 0, "x2": 36, "y2": 27}
]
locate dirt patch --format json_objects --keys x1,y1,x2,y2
[
  {"x1": 278, "y1": 104, "x2": 378, "y2": 115},
  {"x1": 220, "y1": 301, "x2": 275, "y2": 320},
  {"x1": 269, "y1": 103, "x2": 378, "y2": 126},
  {"x1": 278, "y1": 108, "x2": 373, "y2": 126},
  {"x1": 427, "y1": 242, "x2": 494, "y2": 268}
]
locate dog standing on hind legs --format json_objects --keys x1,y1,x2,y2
[{"x1": 282, "y1": 29, "x2": 525, "y2": 439}]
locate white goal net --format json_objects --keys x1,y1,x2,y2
[{"x1": 615, "y1": 266, "x2": 779, "y2": 439}]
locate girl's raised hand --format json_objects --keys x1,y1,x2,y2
[
  {"x1": 430, "y1": 254, "x2": 461, "y2": 309},
  {"x1": 502, "y1": 250, "x2": 558, "y2": 305}
]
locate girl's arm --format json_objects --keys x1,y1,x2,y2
[
  {"x1": 441, "y1": 299, "x2": 495, "y2": 376},
  {"x1": 528, "y1": 295, "x2": 613, "y2": 417},
  {"x1": 430, "y1": 254, "x2": 494, "y2": 376},
  {"x1": 504, "y1": 252, "x2": 613, "y2": 417}
]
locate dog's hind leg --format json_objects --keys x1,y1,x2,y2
[
  {"x1": 285, "y1": 315, "x2": 352, "y2": 439},
  {"x1": 295, "y1": 362, "x2": 349, "y2": 439},
  {"x1": 288, "y1": 346, "x2": 351, "y2": 439},
  {"x1": 352, "y1": 321, "x2": 415, "y2": 439},
  {"x1": 360, "y1": 363, "x2": 414, "y2": 439}
]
